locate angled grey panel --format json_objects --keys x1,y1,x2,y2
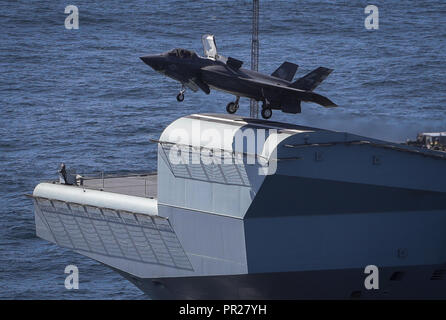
[{"x1": 34, "y1": 197, "x2": 193, "y2": 271}]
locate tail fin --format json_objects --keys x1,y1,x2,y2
[
  {"x1": 271, "y1": 62, "x2": 298, "y2": 82},
  {"x1": 290, "y1": 67, "x2": 333, "y2": 91}
]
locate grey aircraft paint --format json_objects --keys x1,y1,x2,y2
[{"x1": 139, "y1": 37, "x2": 336, "y2": 119}]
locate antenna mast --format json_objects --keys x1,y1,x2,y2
[{"x1": 250, "y1": 0, "x2": 260, "y2": 118}]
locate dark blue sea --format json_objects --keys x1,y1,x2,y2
[{"x1": 1, "y1": 0, "x2": 445, "y2": 299}]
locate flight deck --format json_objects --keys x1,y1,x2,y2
[{"x1": 81, "y1": 173, "x2": 157, "y2": 198}]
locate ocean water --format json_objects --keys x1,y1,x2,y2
[{"x1": 0, "y1": 0, "x2": 445, "y2": 299}]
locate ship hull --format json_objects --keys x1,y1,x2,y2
[{"x1": 119, "y1": 264, "x2": 446, "y2": 300}]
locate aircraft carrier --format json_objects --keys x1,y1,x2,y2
[{"x1": 31, "y1": 113, "x2": 446, "y2": 299}]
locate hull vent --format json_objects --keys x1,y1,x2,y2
[{"x1": 431, "y1": 269, "x2": 446, "y2": 280}]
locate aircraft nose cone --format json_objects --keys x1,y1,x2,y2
[{"x1": 140, "y1": 55, "x2": 164, "y2": 71}]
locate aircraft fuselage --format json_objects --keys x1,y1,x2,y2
[{"x1": 140, "y1": 48, "x2": 336, "y2": 119}]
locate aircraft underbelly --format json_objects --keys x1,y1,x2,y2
[{"x1": 202, "y1": 71, "x2": 261, "y2": 99}]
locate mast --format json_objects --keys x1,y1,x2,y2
[{"x1": 250, "y1": 0, "x2": 260, "y2": 118}]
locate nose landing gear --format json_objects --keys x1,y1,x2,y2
[
  {"x1": 176, "y1": 85, "x2": 186, "y2": 102},
  {"x1": 226, "y1": 96, "x2": 240, "y2": 114}
]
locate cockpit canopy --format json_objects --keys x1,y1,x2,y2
[{"x1": 167, "y1": 48, "x2": 197, "y2": 59}]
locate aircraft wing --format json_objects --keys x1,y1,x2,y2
[{"x1": 241, "y1": 77, "x2": 337, "y2": 108}]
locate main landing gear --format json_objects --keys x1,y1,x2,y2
[
  {"x1": 226, "y1": 96, "x2": 240, "y2": 114},
  {"x1": 176, "y1": 85, "x2": 186, "y2": 102},
  {"x1": 261, "y1": 101, "x2": 272, "y2": 119}
]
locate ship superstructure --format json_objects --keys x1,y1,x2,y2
[{"x1": 32, "y1": 113, "x2": 446, "y2": 299}]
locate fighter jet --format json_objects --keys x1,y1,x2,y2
[{"x1": 140, "y1": 35, "x2": 336, "y2": 119}]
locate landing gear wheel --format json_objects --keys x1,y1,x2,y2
[
  {"x1": 261, "y1": 107, "x2": 272, "y2": 119},
  {"x1": 226, "y1": 102, "x2": 238, "y2": 114},
  {"x1": 176, "y1": 92, "x2": 184, "y2": 102}
]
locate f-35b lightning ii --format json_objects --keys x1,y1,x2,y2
[{"x1": 140, "y1": 35, "x2": 337, "y2": 119}]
